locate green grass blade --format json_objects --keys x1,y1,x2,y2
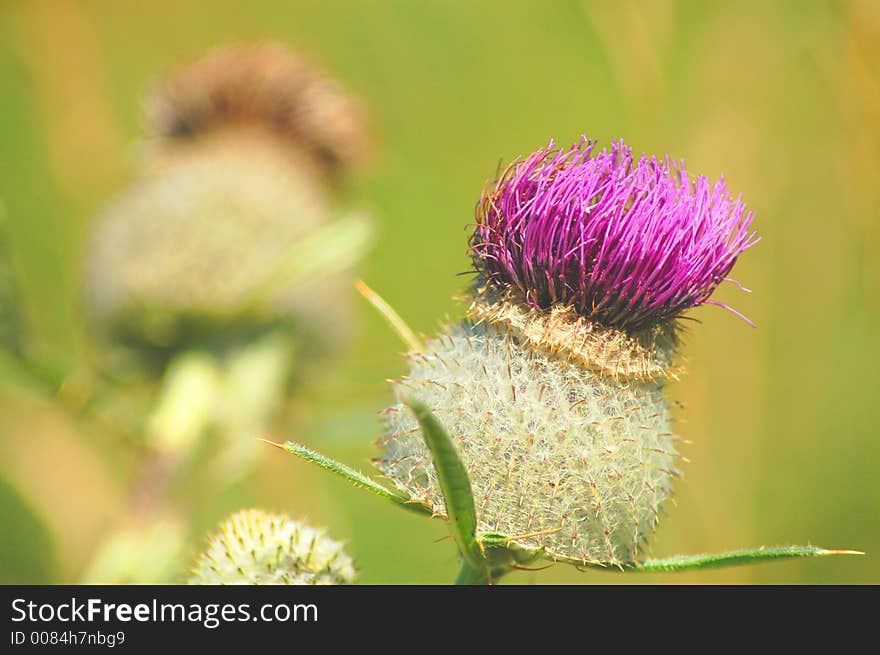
[
  {"x1": 633, "y1": 546, "x2": 863, "y2": 573},
  {"x1": 404, "y1": 397, "x2": 484, "y2": 570},
  {"x1": 270, "y1": 439, "x2": 431, "y2": 516}
]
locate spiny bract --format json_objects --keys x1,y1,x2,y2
[
  {"x1": 189, "y1": 509, "x2": 356, "y2": 585},
  {"x1": 469, "y1": 286, "x2": 681, "y2": 381},
  {"x1": 376, "y1": 322, "x2": 679, "y2": 565}
]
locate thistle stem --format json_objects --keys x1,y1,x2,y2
[{"x1": 455, "y1": 560, "x2": 490, "y2": 585}]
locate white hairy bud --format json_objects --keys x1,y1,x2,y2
[
  {"x1": 189, "y1": 509, "x2": 357, "y2": 585},
  {"x1": 376, "y1": 319, "x2": 680, "y2": 565}
]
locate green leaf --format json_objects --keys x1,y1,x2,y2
[
  {"x1": 551, "y1": 545, "x2": 863, "y2": 573},
  {"x1": 403, "y1": 397, "x2": 484, "y2": 571},
  {"x1": 271, "y1": 439, "x2": 431, "y2": 516},
  {"x1": 633, "y1": 546, "x2": 863, "y2": 573}
]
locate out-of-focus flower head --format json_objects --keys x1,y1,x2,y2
[
  {"x1": 143, "y1": 41, "x2": 370, "y2": 184},
  {"x1": 85, "y1": 42, "x2": 373, "y2": 356}
]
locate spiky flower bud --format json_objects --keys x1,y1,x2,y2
[
  {"x1": 377, "y1": 138, "x2": 757, "y2": 566},
  {"x1": 189, "y1": 509, "x2": 357, "y2": 585}
]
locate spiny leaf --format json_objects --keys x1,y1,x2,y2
[
  {"x1": 403, "y1": 397, "x2": 484, "y2": 571},
  {"x1": 632, "y1": 546, "x2": 863, "y2": 573},
  {"x1": 267, "y1": 439, "x2": 430, "y2": 516},
  {"x1": 549, "y1": 545, "x2": 863, "y2": 573}
]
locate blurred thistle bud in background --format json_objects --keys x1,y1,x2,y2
[
  {"x1": 189, "y1": 509, "x2": 357, "y2": 585},
  {"x1": 377, "y1": 138, "x2": 758, "y2": 568},
  {"x1": 87, "y1": 41, "x2": 372, "y2": 360},
  {"x1": 84, "y1": 42, "x2": 373, "y2": 469},
  {"x1": 78, "y1": 42, "x2": 374, "y2": 582}
]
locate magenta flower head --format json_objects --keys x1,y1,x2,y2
[
  {"x1": 376, "y1": 136, "x2": 760, "y2": 568},
  {"x1": 471, "y1": 138, "x2": 758, "y2": 333}
]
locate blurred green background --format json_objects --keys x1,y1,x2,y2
[{"x1": 0, "y1": 0, "x2": 877, "y2": 584}]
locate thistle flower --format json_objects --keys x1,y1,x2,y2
[
  {"x1": 471, "y1": 138, "x2": 758, "y2": 333},
  {"x1": 143, "y1": 41, "x2": 369, "y2": 183},
  {"x1": 189, "y1": 509, "x2": 357, "y2": 585},
  {"x1": 85, "y1": 42, "x2": 372, "y2": 354},
  {"x1": 376, "y1": 137, "x2": 758, "y2": 567}
]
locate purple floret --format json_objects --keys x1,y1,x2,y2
[{"x1": 471, "y1": 138, "x2": 759, "y2": 331}]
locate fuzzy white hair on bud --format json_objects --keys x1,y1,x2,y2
[{"x1": 376, "y1": 321, "x2": 680, "y2": 565}]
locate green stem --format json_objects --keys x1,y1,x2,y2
[{"x1": 455, "y1": 560, "x2": 490, "y2": 585}]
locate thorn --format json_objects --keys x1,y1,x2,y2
[
  {"x1": 511, "y1": 563, "x2": 555, "y2": 572},
  {"x1": 258, "y1": 438, "x2": 286, "y2": 450},
  {"x1": 506, "y1": 527, "x2": 563, "y2": 542}
]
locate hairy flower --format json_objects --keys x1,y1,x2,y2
[
  {"x1": 375, "y1": 136, "x2": 760, "y2": 569},
  {"x1": 143, "y1": 41, "x2": 369, "y2": 182},
  {"x1": 471, "y1": 138, "x2": 758, "y2": 332},
  {"x1": 189, "y1": 509, "x2": 356, "y2": 585}
]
